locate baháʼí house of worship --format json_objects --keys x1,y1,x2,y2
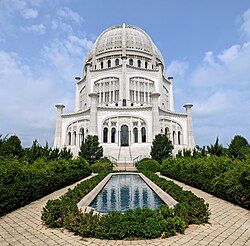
[{"x1": 53, "y1": 24, "x2": 195, "y2": 162}]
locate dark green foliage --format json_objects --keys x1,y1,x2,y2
[
  {"x1": 90, "y1": 158, "x2": 113, "y2": 173},
  {"x1": 161, "y1": 156, "x2": 250, "y2": 209},
  {"x1": 42, "y1": 171, "x2": 108, "y2": 233},
  {"x1": 41, "y1": 170, "x2": 209, "y2": 240},
  {"x1": 0, "y1": 157, "x2": 91, "y2": 216},
  {"x1": 58, "y1": 147, "x2": 73, "y2": 160},
  {"x1": 150, "y1": 134, "x2": 174, "y2": 163},
  {"x1": 95, "y1": 208, "x2": 167, "y2": 239},
  {"x1": 0, "y1": 135, "x2": 23, "y2": 158},
  {"x1": 228, "y1": 135, "x2": 250, "y2": 160},
  {"x1": 207, "y1": 137, "x2": 224, "y2": 157},
  {"x1": 23, "y1": 140, "x2": 73, "y2": 164},
  {"x1": 143, "y1": 171, "x2": 210, "y2": 225},
  {"x1": 136, "y1": 158, "x2": 160, "y2": 172},
  {"x1": 79, "y1": 135, "x2": 103, "y2": 164}
]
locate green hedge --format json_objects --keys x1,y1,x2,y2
[
  {"x1": 90, "y1": 158, "x2": 113, "y2": 173},
  {"x1": 0, "y1": 157, "x2": 91, "y2": 216},
  {"x1": 41, "y1": 170, "x2": 209, "y2": 240},
  {"x1": 161, "y1": 156, "x2": 250, "y2": 209},
  {"x1": 136, "y1": 158, "x2": 160, "y2": 172}
]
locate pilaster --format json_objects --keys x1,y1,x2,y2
[
  {"x1": 151, "y1": 92, "x2": 161, "y2": 138},
  {"x1": 184, "y1": 103, "x2": 195, "y2": 149},
  {"x1": 89, "y1": 93, "x2": 99, "y2": 135},
  {"x1": 53, "y1": 104, "x2": 65, "y2": 149}
]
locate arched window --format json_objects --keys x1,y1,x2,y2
[
  {"x1": 68, "y1": 132, "x2": 71, "y2": 145},
  {"x1": 137, "y1": 60, "x2": 141, "y2": 68},
  {"x1": 165, "y1": 127, "x2": 169, "y2": 137},
  {"x1": 111, "y1": 128, "x2": 116, "y2": 143},
  {"x1": 115, "y1": 58, "x2": 119, "y2": 66},
  {"x1": 172, "y1": 131, "x2": 176, "y2": 145},
  {"x1": 107, "y1": 60, "x2": 111, "y2": 68},
  {"x1": 73, "y1": 131, "x2": 76, "y2": 145},
  {"x1": 122, "y1": 99, "x2": 126, "y2": 106},
  {"x1": 178, "y1": 131, "x2": 181, "y2": 145},
  {"x1": 103, "y1": 127, "x2": 108, "y2": 143},
  {"x1": 129, "y1": 58, "x2": 133, "y2": 66},
  {"x1": 145, "y1": 61, "x2": 148, "y2": 69},
  {"x1": 79, "y1": 128, "x2": 84, "y2": 146},
  {"x1": 100, "y1": 61, "x2": 103, "y2": 69},
  {"x1": 141, "y1": 127, "x2": 146, "y2": 143},
  {"x1": 133, "y1": 128, "x2": 138, "y2": 143}
]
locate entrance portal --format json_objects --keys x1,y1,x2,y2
[{"x1": 120, "y1": 125, "x2": 129, "y2": 146}]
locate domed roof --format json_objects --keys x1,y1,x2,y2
[{"x1": 85, "y1": 24, "x2": 164, "y2": 65}]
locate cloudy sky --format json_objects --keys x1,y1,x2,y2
[{"x1": 0, "y1": 0, "x2": 249, "y2": 147}]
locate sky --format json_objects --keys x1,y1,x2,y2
[{"x1": 0, "y1": 0, "x2": 250, "y2": 148}]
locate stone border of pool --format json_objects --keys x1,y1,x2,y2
[{"x1": 77, "y1": 172, "x2": 178, "y2": 214}]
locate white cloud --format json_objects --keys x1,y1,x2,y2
[
  {"x1": 167, "y1": 60, "x2": 189, "y2": 79},
  {"x1": 169, "y1": 40, "x2": 250, "y2": 146},
  {"x1": 0, "y1": 50, "x2": 56, "y2": 146},
  {"x1": 203, "y1": 51, "x2": 217, "y2": 66},
  {"x1": 0, "y1": 31, "x2": 92, "y2": 147},
  {"x1": 21, "y1": 23, "x2": 45, "y2": 34},
  {"x1": 51, "y1": 18, "x2": 73, "y2": 33},
  {"x1": 41, "y1": 35, "x2": 92, "y2": 81},
  {"x1": 240, "y1": 8, "x2": 250, "y2": 37},
  {"x1": 21, "y1": 8, "x2": 38, "y2": 19},
  {"x1": 217, "y1": 45, "x2": 240, "y2": 63},
  {"x1": 57, "y1": 7, "x2": 84, "y2": 24}
]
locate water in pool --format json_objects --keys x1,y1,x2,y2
[{"x1": 90, "y1": 174, "x2": 164, "y2": 213}]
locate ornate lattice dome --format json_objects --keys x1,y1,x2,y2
[{"x1": 85, "y1": 24, "x2": 164, "y2": 65}]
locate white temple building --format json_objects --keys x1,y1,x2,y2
[{"x1": 53, "y1": 24, "x2": 195, "y2": 162}]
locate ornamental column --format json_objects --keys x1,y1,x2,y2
[
  {"x1": 184, "y1": 103, "x2": 195, "y2": 149},
  {"x1": 74, "y1": 76, "x2": 81, "y2": 111},
  {"x1": 89, "y1": 93, "x2": 99, "y2": 135},
  {"x1": 53, "y1": 104, "x2": 65, "y2": 149},
  {"x1": 151, "y1": 92, "x2": 161, "y2": 138}
]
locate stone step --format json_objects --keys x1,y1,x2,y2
[
  {"x1": 113, "y1": 166, "x2": 137, "y2": 171},
  {"x1": 113, "y1": 161, "x2": 137, "y2": 171}
]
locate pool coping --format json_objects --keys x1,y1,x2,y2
[{"x1": 77, "y1": 172, "x2": 178, "y2": 214}]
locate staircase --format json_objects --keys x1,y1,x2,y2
[{"x1": 113, "y1": 147, "x2": 136, "y2": 171}]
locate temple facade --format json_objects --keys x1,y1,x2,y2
[{"x1": 53, "y1": 24, "x2": 195, "y2": 162}]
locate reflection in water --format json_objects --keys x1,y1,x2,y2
[{"x1": 90, "y1": 174, "x2": 164, "y2": 213}]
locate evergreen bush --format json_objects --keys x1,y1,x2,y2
[
  {"x1": 160, "y1": 156, "x2": 250, "y2": 209},
  {"x1": 0, "y1": 157, "x2": 91, "y2": 216},
  {"x1": 136, "y1": 158, "x2": 160, "y2": 172},
  {"x1": 90, "y1": 158, "x2": 113, "y2": 173}
]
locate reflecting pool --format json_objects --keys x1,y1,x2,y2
[{"x1": 90, "y1": 174, "x2": 164, "y2": 213}]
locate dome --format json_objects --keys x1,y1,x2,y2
[{"x1": 85, "y1": 24, "x2": 164, "y2": 66}]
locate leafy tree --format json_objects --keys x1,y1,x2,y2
[
  {"x1": 23, "y1": 139, "x2": 44, "y2": 164},
  {"x1": 228, "y1": 135, "x2": 250, "y2": 160},
  {"x1": 0, "y1": 135, "x2": 23, "y2": 158},
  {"x1": 79, "y1": 135, "x2": 103, "y2": 164},
  {"x1": 150, "y1": 134, "x2": 173, "y2": 163},
  {"x1": 207, "y1": 137, "x2": 224, "y2": 157},
  {"x1": 192, "y1": 145, "x2": 207, "y2": 158},
  {"x1": 59, "y1": 147, "x2": 73, "y2": 160}
]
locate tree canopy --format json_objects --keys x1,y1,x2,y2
[
  {"x1": 79, "y1": 135, "x2": 103, "y2": 164},
  {"x1": 150, "y1": 134, "x2": 173, "y2": 163},
  {"x1": 228, "y1": 135, "x2": 250, "y2": 160}
]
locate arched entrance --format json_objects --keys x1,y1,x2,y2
[{"x1": 120, "y1": 125, "x2": 129, "y2": 146}]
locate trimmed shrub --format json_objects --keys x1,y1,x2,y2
[
  {"x1": 136, "y1": 158, "x2": 160, "y2": 172},
  {"x1": 91, "y1": 158, "x2": 113, "y2": 173},
  {"x1": 161, "y1": 156, "x2": 250, "y2": 209},
  {"x1": 0, "y1": 157, "x2": 91, "y2": 216}
]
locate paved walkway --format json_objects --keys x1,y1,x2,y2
[{"x1": 0, "y1": 174, "x2": 249, "y2": 246}]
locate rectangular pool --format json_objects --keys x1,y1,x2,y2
[{"x1": 90, "y1": 174, "x2": 165, "y2": 213}]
